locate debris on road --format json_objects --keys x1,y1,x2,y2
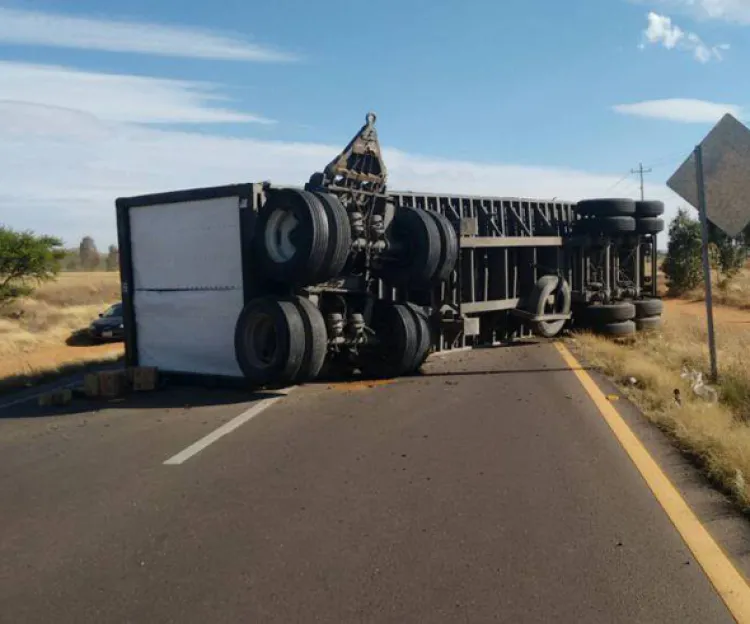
[
  {"x1": 680, "y1": 367, "x2": 719, "y2": 404},
  {"x1": 35, "y1": 367, "x2": 161, "y2": 409},
  {"x1": 37, "y1": 388, "x2": 73, "y2": 407}
]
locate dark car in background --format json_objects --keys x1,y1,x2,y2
[{"x1": 89, "y1": 302, "x2": 124, "y2": 342}]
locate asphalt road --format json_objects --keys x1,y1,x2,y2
[{"x1": 0, "y1": 342, "x2": 740, "y2": 623}]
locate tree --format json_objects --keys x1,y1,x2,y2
[
  {"x1": 662, "y1": 208, "x2": 703, "y2": 294},
  {"x1": 708, "y1": 223, "x2": 747, "y2": 282},
  {"x1": 0, "y1": 226, "x2": 65, "y2": 304},
  {"x1": 79, "y1": 236, "x2": 100, "y2": 271},
  {"x1": 106, "y1": 245, "x2": 120, "y2": 272}
]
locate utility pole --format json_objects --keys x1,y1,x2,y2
[{"x1": 631, "y1": 162, "x2": 652, "y2": 200}]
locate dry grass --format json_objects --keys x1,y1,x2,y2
[
  {"x1": 658, "y1": 262, "x2": 750, "y2": 310},
  {"x1": 0, "y1": 272, "x2": 122, "y2": 387},
  {"x1": 26, "y1": 271, "x2": 121, "y2": 308},
  {"x1": 0, "y1": 272, "x2": 120, "y2": 355},
  {"x1": 571, "y1": 313, "x2": 750, "y2": 509},
  {"x1": 691, "y1": 269, "x2": 750, "y2": 310}
]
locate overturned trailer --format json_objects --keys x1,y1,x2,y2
[{"x1": 115, "y1": 113, "x2": 664, "y2": 387}]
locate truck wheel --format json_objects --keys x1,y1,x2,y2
[
  {"x1": 359, "y1": 303, "x2": 419, "y2": 379},
  {"x1": 425, "y1": 211, "x2": 459, "y2": 282},
  {"x1": 254, "y1": 188, "x2": 329, "y2": 285},
  {"x1": 635, "y1": 200, "x2": 665, "y2": 218},
  {"x1": 634, "y1": 298, "x2": 663, "y2": 318},
  {"x1": 379, "y1": 206, "x2": 441, "y2": 287},
  {"x1": 234, "y1": 296, "x2": 306, "y2": 386},
  {"x1": 576, "y1": 199, "x2": 636, "y2": 217},
  {"x1": 580, "y1": 216, "x2": 636, "y2": 235},
  {"x1": 527, "y1": 275, "x2": 571, "y2": 338},
  {"x1": 599, "y1": 320, "x2": 636, "y2": 337},
  {"x1": 312, "y1": 192, "x2": 352, "y2": 282},
  {"x1": 291, "y1": 296, "x2": 328, "y2": 382},
  {"x1": 636, "y1": 217, "x2": 665, "y2": 234},
  {"x1": 585, "y1": 302, "x2": 636, "y2": 324},
  {"x1": 636, "y1": 316, "x2": 663, "y2": 332},
  {"x1": 405, "y1": 303, "x2": 432, "y2": 373}
]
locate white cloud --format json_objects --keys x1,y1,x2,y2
[
  {"x1": 642, "y1": 12, "x2": 729, "y2": 62},
  {"x1": 0, "y1": 7, "x2": 296, "y2": 61},
  {"x1": 0, "y1": 61, "x2": 272, "y2": 124},
  {"x1": 638, "y1": 0, "x2": 750, "y2": 25},
  {"x1": 0, "y1": 101, "x2": 682, "y2": 249},
  {"x1": 645, "y1": 12, "x2": 685, "y2": 48},
  {"x1": 613, "y1": 98, "x2": 743, "y2": 123}
]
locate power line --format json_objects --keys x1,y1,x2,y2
[
  {"x1": 603, "y1": 171, "x2": 633, "y2": 194},
  {"x1": 630, "y1": 162, "x2": 652, "y2": 200}
]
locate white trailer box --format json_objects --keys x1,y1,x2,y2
[{"x1": 116, "y1": 184, "x2": 263, "y2": 383}]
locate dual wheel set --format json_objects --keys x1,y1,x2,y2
[
  {"x1": 233, "y1": 295, "x2": 433, "y2": 386},
  {"x1": 234, "y1": 188, "x2": 460, "y2": 387},
  {"x1": 252, "y1": 187, "x2": 459, "y2": 289},
  {"x1": 581, "y1": 298, "x2": 664, "y2": 337},
  {"x1": 574, "y1": 199, "x2": 665, "y2": 236}
]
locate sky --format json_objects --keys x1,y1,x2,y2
[{"x1": 1, "y1": 0, "x2": 748, "y2": 249}]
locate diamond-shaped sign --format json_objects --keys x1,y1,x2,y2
[{"x1": 667, "y1": 113, "x2": 750, "y2": 238}]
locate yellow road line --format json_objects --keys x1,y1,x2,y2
[{"x1": 554, "y1": 341, "x2": 750, "y2": 623}]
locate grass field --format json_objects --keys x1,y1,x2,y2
[
  {"x1": 0, "y1": 272, "x2": 123, "y2": 387},
  {"x1": 686, "y1": 269, "x2": 750, "y2": 310},
  {"x1": 657, "y1": 262, "x2": 750, "y2": 310},
  {"x1": 572, "y1": 301, "x2": 750, "y2": 510}
]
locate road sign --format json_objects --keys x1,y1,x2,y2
[{"x1": 667, "y1": 113, "x2": 750, "y2": 238}]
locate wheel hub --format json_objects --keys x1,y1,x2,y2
[{"x1": 265, "y1": 208, "x2": 299, "y2": 263}]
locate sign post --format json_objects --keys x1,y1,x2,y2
[
  {"x1": 693, "y1": 145, "x2": 718, "y2": 381},
  {"x1": 668, "y1": 113, "x2": 750, "y2": 383}
]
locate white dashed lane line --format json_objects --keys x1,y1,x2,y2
[{"x1": 163, "y1": 388, "x2": 293, "y2": 465}]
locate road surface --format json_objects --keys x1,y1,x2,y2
[{"x1": 0, "y1": 342, "x2": 746, "y2": 623}]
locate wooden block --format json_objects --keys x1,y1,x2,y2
[
  {"x1": 131, "y1": 367, "x2": 158, "y2": 392},
  {"x1": 38, "y1": 389, "x2": 73, "y2": 407},
  {"x1": 98, "y1": 371, "x2": 127, "y2": 399},
  {"x1": 83, "y1": 373, "x2": 100, "y2": 398}
]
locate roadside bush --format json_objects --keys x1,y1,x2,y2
[
  {"x1": 663, "y1": 209, "x2": 703, "y2": 294},
  {"x1": 710, "y1": 223, "x2": 747, "y2": 281}
]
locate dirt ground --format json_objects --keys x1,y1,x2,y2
[
  {"x1": 0, "y1": 272, "x2": 123, "y2": 385},
  {"x1": 0, "y1": 342, "x2": 123, "y2": 382},
  {"x1": 663, "y1": 298, "x2": 750, "y2": 328}
]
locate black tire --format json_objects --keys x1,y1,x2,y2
[
  {"x1": 579, "y1": 216, "x2": 636, "y2": 235},
  {"x1": 290, "y1": 296, "x2": 328, "y2": 382},
  {"x1": 312, "y1": 192, "x2": 352, "y2": 281},
  {"x1": 234, "y1": 296, "x2": 306, "y2": 386},
  {"x1": 636, "y1": 316, "x2": 663, "y2": 332},
  {"x1": 425, "y1": 211, "x2": 459, "y2": 282},
  {"x1": 405, "y1": 303, "x2": 432, "y2": 373},
  {"x1": 599, "y1": 320, "x2": 636, "y2": 337},
  {"x1": 635, "y1": 200, "x2": 665, "y2": 218},
  {"x1": 586, "y1": 302, "x2": 636, "y2": 324},
  {"x1": 527, "y1": 275, "x2": 571, "y2": 338},
  {"x1": 634, "y1": 298, "x2": 663, "y2": 318},
  {"x1": 576, "y1": 199, "x2": 636, "y2": 217},
  {"x1": 380, "y1": 206, "x2": 441, "y2": 287},
  {"x1": 359, "y1": 303, "x2": 418, "y2": 379},
  {"x1": 253, "y1": 189, "x2": 329, "y2": 285},
  {"x1": 636, "y1": 217, "x2": 665, "y2": 234}
]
